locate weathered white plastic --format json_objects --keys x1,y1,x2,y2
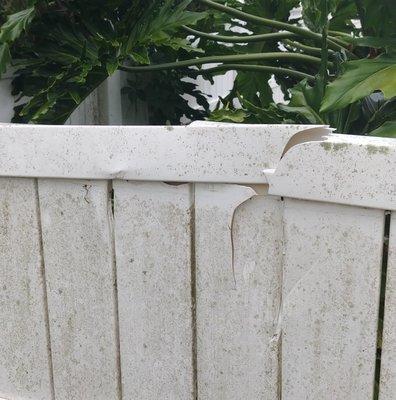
[
  {"x1": 0, "y1": 123, "x2": 328, "y2": 183},
  {"x1": 0, "y1": 123, "x2": 395, "y2": 400},
  {"x1": 266, "y1": 133, "x2": 396, "y2": 210}
]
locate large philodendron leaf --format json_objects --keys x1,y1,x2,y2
[
  {"x1": 301, "y1": 0, "x2": 338, "y2": 32},
  {"x1": 329, "y1": 0, "x2": 357, "y2": 33},
  {"x1": 369, "y1": 121, "x2": 396, "y2": 138},
  {"x1": 9, "y1": 0, "x2": 209, "y2": 124},
  {"x1": 279, "y1": 80, "x2": 325, "y2": 124},
  {"x1": 0, "y1": 43, "x2": 11, "y2": 74},
  {"x1": 362, "y1": 0, "x2": 396, "y2": 38},
  {"x1": 0, "y1": 5, "x2": 37, "y2": 76},
  {"x1": 0, "y1": 6, "x2": 36, "y2": 42},
  {"x1": 320, "y1": 57, "x2": 396, "y2": 113},
  {"x1": 125, "y1": 0, "x2": 207, "y2": 53}
]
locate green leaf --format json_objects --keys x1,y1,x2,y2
[
  {"x1": 234, "y1": 71, "x2": 273, "y2": 109},
  {"x1": 321, "y1": 57, "x2": 396, "y2": 112},
  {"x1": 130, "y1": 48, "x2": 150, "y2": 64},
  {"x1": 362, "y1": 0, "x2": 396, "y2": 38},
  {"x1": 279, "y1": 80, "x2": 325, "y2": 124},
  {"x1": 126, "y1": 0, "x2": 206, "y2": 53},
  {"x1": 69, "y1": 90, "x2": 81, "y2": 104},
  {"x1": 368, "y1": 121, "x2": 396, "y2": 137},
  {"x1": 238, "y1": 95, "x2": 297, "y2": 124},
  {"x1": 106, "y1": 59, "x2": 119, "y2": 75},
  {"x1": 361, "y1": 95, "x2": 396, "y2": 133},
  {"x1": 342, "y1": 36, "x2": 396, "y2": 50},
  {"x1": 163, "y1": 37, "x2": 204, "y2": 53},
  {"x1": 209, "y1": 108, "x2": 247, "y2": 123},
  {"x1": 329, "y1": 0, "x2": 357, "y2": 33},
  {"x1": 0, "y1": 43, "x2": 11, "y2": 75},
  {"x1": 301, "y1": 0, "x2": 337, "y2": 32},
  {"x1": 0, "y1": 7, "x2": 36, "y2": 43}
]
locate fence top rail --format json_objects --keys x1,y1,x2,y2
[
  {"x1": 0, "y1": 122, "x2": 326, "y2": 184},
  {"x1": 266, "y1": 133, "x2": 396, "y2": 210},
  {"x1": 0, "y1": 122, "x2": 394, "y2": 211}
]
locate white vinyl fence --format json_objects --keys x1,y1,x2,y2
[
  {"x1": 0, "y1": 72, "x2": 15, "y2": 123},
  {"x1": 0, "y1": 71, "x2": 145, "y2": 125},
  {"x1": 0, "y1": 122, "x2": 395, "y2": 400},
  {"x1": 0, "y1": 70, "x2": 233, "y2": 125}
]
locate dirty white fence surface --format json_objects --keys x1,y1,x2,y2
[{"x1": 0, "y1": 122, "x2": 395, "y2": 400}]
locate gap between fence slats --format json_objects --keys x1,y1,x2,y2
[{"x1": 379, "y1": 212, "x2": 395, "y2": 399}]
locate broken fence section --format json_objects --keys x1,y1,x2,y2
[{"x1": 0, "y1": 123, "x2": 395, "y2": 400}]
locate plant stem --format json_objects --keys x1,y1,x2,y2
[
  {"x1": 319, "y1": 2, "x2": 329, "y2": 93},
  {"x1": 196, "y1": 63, "x2": 316, "y2": 82},
  {"x1": 119, "y1": 52, "x2": 330, "y2": 73},
  {"x1": 328, "y1": 30, "x2": 351, "y2": 38},
  {"x1": 283, "y1": 39, "x2": 324, "y2": 56},
  {"x1": 182, "y1": 26, "x2": 295, "y2": 43},
  {"x1": 198, "y1": 0, "x2": 352, "y2": 54},
  {"x1": 328, "y1": 36, "x2": 349, "y2": 49}
]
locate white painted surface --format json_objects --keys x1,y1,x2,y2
[
  {"x1": 282, "y1": 199, "x2": 384, "y2": 400},
  {"x1": 0, "y1": 124, "x2": 325, "y2": 183},
  {"x1": 0, "y1": 124, "x2": 394, "y2": 400},
  {"x1": 0, "y1": 178, "x2": 53, "y2": 400},
  {"x1": 114, "y1": 181, "x2": 194, "y2": 400},
  {"x1": 195, "y1": 184, "x2": 283, "y2": 399},
  {"x1": 0, "y1": 76, "x2": 14, "y2": 122},
  {"x1": 38, "y1": 179, "x2": 119, "y2": 400},
  {"x1": 0, "y1": 72, "x2": 125, "y2": 125},
  {"x1": 380, "y1": 214, "x2": 396, "y2": 399},
  {"x1": 67, "y1": 90, "x2": 101, "y2": 125},
  {"x1": 267, "y1": 133, "x2": 396, "y2": 210},
  {"x1": 66, "y1": 71, "x2": 127, "y2": 125},
  {"x1": 67, "y1": 72, "x2": 128, "y2": 125}
]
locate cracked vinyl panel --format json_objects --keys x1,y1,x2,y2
[
  {"x1": 267, "y1": 134, "x2": 396, "y2": 211},
  {"x1": 195, "y1": 183, "x2": 284, "y2": 400}
]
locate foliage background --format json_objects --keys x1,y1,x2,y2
[{"x1": 0, "y1": 0, "x2": 395, "y2": 137}]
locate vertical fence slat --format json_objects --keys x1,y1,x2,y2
[
  {"x1": 195, "y1": 184, "x2": 283, "y2": 400},
  {"x1": 0, "y1": 178, "x2": 52, "y2": 400},
  {"x1": 380, "y1": 213, "x2": 395, "y2": 399},
  {"x1": 113, "y1": 181, "x2": 194, "y2": 400},
  {"x1": 0, "y1": 74, "x2": 14, "y2": 122},
  {"x1": 38, "y1": 179, "x2": 119, "y2": 400},
  {"x1": 282, "y1": 199, "x2": 384, "y2": 400},
  {"x1": 66, "y1": 90, "x2": 100, "y2": 125}
]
